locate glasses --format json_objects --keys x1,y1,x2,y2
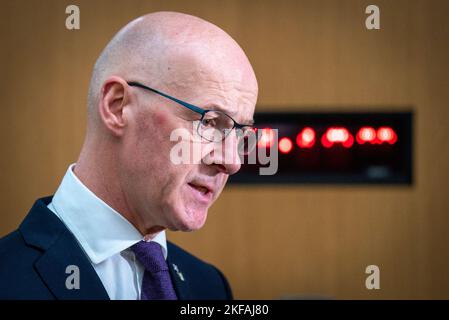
[{"x1": 127, "y1": 81, "x2": 258, "y2": 155}]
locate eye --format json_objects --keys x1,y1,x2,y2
[{"x1": 202, "y1": 117, "x2": 218, "y2": 128}]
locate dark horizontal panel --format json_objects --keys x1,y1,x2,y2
[{"x1": 229, "y1": 110, "x2": 413, "y2": 185}]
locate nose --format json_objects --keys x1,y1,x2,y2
[{"x1": 202, "y1": 130, "x2": 242, "y2": 175}]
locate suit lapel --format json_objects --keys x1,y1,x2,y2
[
  {"x1": 20, "y1": 197, "x2": 109, "y2": 300},
  {"x1": 34, "y1": 229, "x2": 109, "y2": 300},
  {"x1": 167, "y1": 256, "x2": 193, "y2": 300}
]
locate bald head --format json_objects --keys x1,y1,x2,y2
[
  {"x1": 77, "y1": 11, "x2": 258, "y2": 234},
  {"x1": 87, "y1": 11, "x2": 257, "y2": 128}
]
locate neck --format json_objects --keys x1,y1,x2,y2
[{"x1": 74, "y1": 138, "x2": 161, "y2": 237}]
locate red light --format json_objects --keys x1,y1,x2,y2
[
  {"x1": 257, "y1": 128, "x2": 275, "y2": 148},
  {"x1": 377, "y1": 127, "x2": 397, "y2": 144},
  {"x1": 296, "y1": 127, "x2": 316, "y2": 148},
  {"x1": 321, "y1": 127, "x2": 354, "y2": 148},
  {"x1": 356, "y1": 127, "x2": 377, "y2": 144},
  {"x1": 279, "y1": 137, "x2": 293, "y2": 154}
]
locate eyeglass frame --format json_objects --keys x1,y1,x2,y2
[{"x1": 126, "y1": 81, "x2": 256, "y2": 143}]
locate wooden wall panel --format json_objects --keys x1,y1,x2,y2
[{"x1": 0, "y1": 0, "x2": 448, "y2": 299}]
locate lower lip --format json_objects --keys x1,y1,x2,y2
[{"x1": 187, "y1": 184, "x2": 213, "y2": 204}]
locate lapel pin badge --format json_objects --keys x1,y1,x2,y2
[{"x1": 172, "y1": 263, "x2": 185, "y2": 282}]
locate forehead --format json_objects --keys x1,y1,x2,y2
[{"x1": 159, "y1": 48, "x2": 258, "y2": 124}]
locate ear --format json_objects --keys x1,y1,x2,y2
[{"x1": 98, "y1": 76, "x2": 131, "y2": 137}]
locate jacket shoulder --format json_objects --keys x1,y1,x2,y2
[
  {"x1": 0, "y1": 230, "x2": 54, "y2": 299},
  {"x1": 0, "y1": 230, "x2": 39, "y2": 267}
]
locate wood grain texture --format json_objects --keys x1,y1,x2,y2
[{"x1": 0, "y1": 0, "x2": 448, "y2": 299}]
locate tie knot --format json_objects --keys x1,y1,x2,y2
[{"x1": 131, "y1": 241, "x2": 167, "y2": 273}]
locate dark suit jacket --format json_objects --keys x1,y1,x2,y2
[{"x1": 0, "y1": 197, "x2": 232, "y2": 300}]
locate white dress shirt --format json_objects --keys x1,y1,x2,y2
[{"x1": 47, "y1": 164, "x2": 168, "y2": 300}]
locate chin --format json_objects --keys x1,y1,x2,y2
[{"x1": 171, "y1": 206, "x2": 209, "y2": 232}]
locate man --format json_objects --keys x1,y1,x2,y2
[{"x1": 0, "y1": 11, "x2": 258, "y2": 299}]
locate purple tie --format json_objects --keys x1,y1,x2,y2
[{"x1": 131, "y1": 241, "x2": 178, "y2": 300}]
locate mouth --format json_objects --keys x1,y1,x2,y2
[
  {"x1": 187, "y1": 182, "x2": 213, "y2": 203},
  {"x1": 188, "y1": 182, "x2": 212, "y2": 194}
]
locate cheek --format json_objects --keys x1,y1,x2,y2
[
  {"x1": 131, "y1": 111, "x2": 192, "y2": 189},
  {"x1": 152, "y1": 112, "x2": 169, "y2": 127},
  {"x1": 136, "y1": 111, "x2": 173, "y2": 159}
]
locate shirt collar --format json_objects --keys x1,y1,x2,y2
[{"x1": 49, "y1": 164, "x2": 168, "y2": 264}]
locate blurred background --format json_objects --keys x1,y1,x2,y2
[{"x1": 0, "y1": 0, "x2": 448, "y2": 299}]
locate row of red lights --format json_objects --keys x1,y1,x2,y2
[{"x1": 257, "y1": 127, "x2": 398, "y2": 154}]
